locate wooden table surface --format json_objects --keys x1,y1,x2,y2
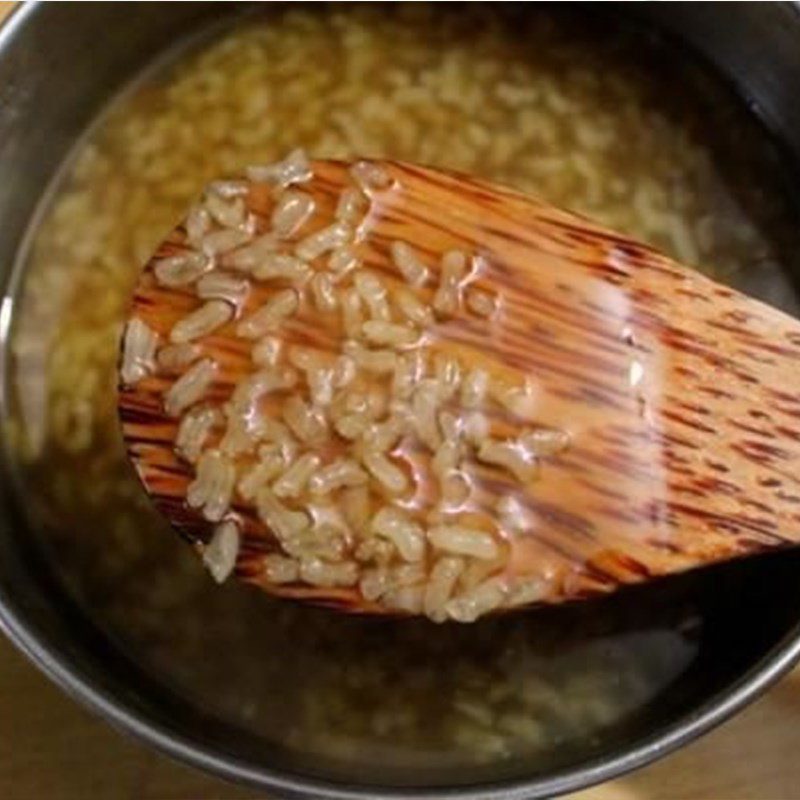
[{"x1": 1, "y1": 2, "x2": 799, "y2": 798}]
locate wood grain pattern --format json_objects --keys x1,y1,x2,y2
[{"x1": 121, "y1": 159, "x2": 800, "y2": 612}]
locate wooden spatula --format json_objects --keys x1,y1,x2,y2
[{"x1": 118, "y1": 154, "x2": 800, "y2": 622}]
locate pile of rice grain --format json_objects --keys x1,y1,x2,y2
[{"x1": 124, "y1": 151, "x2": 568, "y2": 622}]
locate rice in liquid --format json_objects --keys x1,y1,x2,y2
[{"x1": 8, "y1": 5, "x2": 800, "y2": 773}]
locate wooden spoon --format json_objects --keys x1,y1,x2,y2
[{"x1": 118, "y1": 156, "x2": 800, "y2": 620}]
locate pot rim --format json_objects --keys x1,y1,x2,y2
[
  {"x1": 2, "y1": 2, "x2": 800, "y2": 798},
  {"x1": 4, "y1": 550, "x2": 800, "y2": 800}
]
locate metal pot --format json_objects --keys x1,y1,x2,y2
[{"x1": 1, "y1": 3, "x2": 800, "y2": 798}]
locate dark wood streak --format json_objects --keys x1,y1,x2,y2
[
  {"x1": 729, "y1": 420, "x2": 777, "y2": 439},
  {"x1": 666, "y1": 501, "x2": 784, "y2": 542},
  {"x1": 776, "y1": 426, "x2": 800, "y2": 442},
  {"x1": 660, "y1": 409, "x2": 717, "y2": 435}
]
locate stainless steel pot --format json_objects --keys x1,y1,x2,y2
[{"x1": 2, "y1": 4, "x2": 800, "y2": 798}]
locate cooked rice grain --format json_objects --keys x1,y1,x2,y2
[
  {"x1": 156, "y1": 342, "x2": 201, "y2": 373},
  {"x1": 237, "y1": 451, "x2": 286, "y2": 501},
  {"x1": 362, "y1": 320, "x2": 417, "y2": 348},
  {"x1": 271, "y1": 189, "x2": 316, "y2": 238},
  {"x1": 154, "y1": 251, "x2": 213, "y2": 288},
  {"x1": 300, "y1": 557, "x2": 359, "y2": 588},
  {"x1": 371, "y1": 506, "x2": 425, "y2": 561},
  {"x1": 256, "y1": 487, "x2": 310, "y2": 542},
  {"x1": 309, "y1": 458, "x2": 368, "y2": 495},
  {"x1": 202, "y1": 520, "x2": 240, "y2": 584},
  {"x1": 187, "y1": 448, "x2": 236, "y2": 522},
  {"x1": 428, "y1": 525, "x2": 500, "y2": 560},
  {"x1": 390, "y1": 241, "x2": 430, "y2": 287},
  {"x1": 201, "y1": 227, "x2": 254, "y2": 257},
  {"x1": 251, "y1": 252, "x2": 311, "y2": 283},
  {"x1": 204, "y1": 192, "x2": 247, "y2": 229},
  {"x1": 185, "y1": 205, "x2": 211, "y2": 248},
  {"x1": 434, "y1": 250, "x2": 468, "y2": 316},
  {"x1": 466, "y1": 287, "x2": 499, "y2": 318},
  {"x1": 383, "y1": 584, "x2": 425, "y2": 614},
  {"x1": 335, "y1": 186, "x2": 368, "y2": 225},
  {"x1": 362, "y1": 450, "x2": 409, "y2": 495},
  {"x1": 446, "y1": 576, "x2": 508, "y2": 622},
  {"x1": 236, "y1": 289, "x2": 298, "y2": 338},
  {"x1": 461, "y1": 368, "x2": 489, "y2": 408},
  {"x1": 394, "y1": 286, "x2": 434, "y2": 326},
  {"x1": 225, "y1": 233, "x2": 280, "y2": 272},
  {"x1": 478, "y1": 438, "x2": 537, "y2": 482},
  {"x1": 343, "y1": 341, "x2": 397, "y2": 374},
  {"x1": 328, "y1": 245, "x2": 359, "y2": 276},
  {"x1": 164, "y1": 358, "x2": 216, "y2": 417},
  {"x1": 251, "y1": 336, "x2": 282, "y2": 367},
  {"x1": 170, "y1": 300, "x2": 232, "y2": 344},
  {"x1": 176, "y1": 405, "x2": 222, "y2": 463},
  {"x1": 295, "y1": 221, "x2": 352, "y2": 262},
  {"x1": 282, "y1": 395, "x2": 329, "y2": 445},
  {"x1": 310, "y1": 272, "x2": 339, "y2": 313},
  {"x1": 354, "y1": 271, "x2": 390, "y2": 321},
  {"x1": 350, "y1": 160, "x2": 393, "y2": 192},
  {"x1": 196, "y1": 272, "x2": 250, "y2": 306},
  {"x1": 207, "y1": 179, "x2": 249, "y2": 199},
  {"x1": 263, "y1": 553, "x2": 300, "y2": 584},
  {"x1": 246, "y1": 148, "x2": 313, "y2": 188},
  {"x1": 341, "y1": 288, "x2": 365, "y2": 338},
  {"x1": 121, "y1": 317, "x2": 157, "y2": 386},
  {"x1": 273, "y1": 453, "x2": 322, "y2": 499},
  {"x1": 424, "y1": 556, "x2": 465, "y2": 622},
  {"x1": 520, "y1": 427, "x2": 570, "y2": 456}
]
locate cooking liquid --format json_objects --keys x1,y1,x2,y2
[{"x1": 7, "y1": 3, "x2": 800, "y2": 781}]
